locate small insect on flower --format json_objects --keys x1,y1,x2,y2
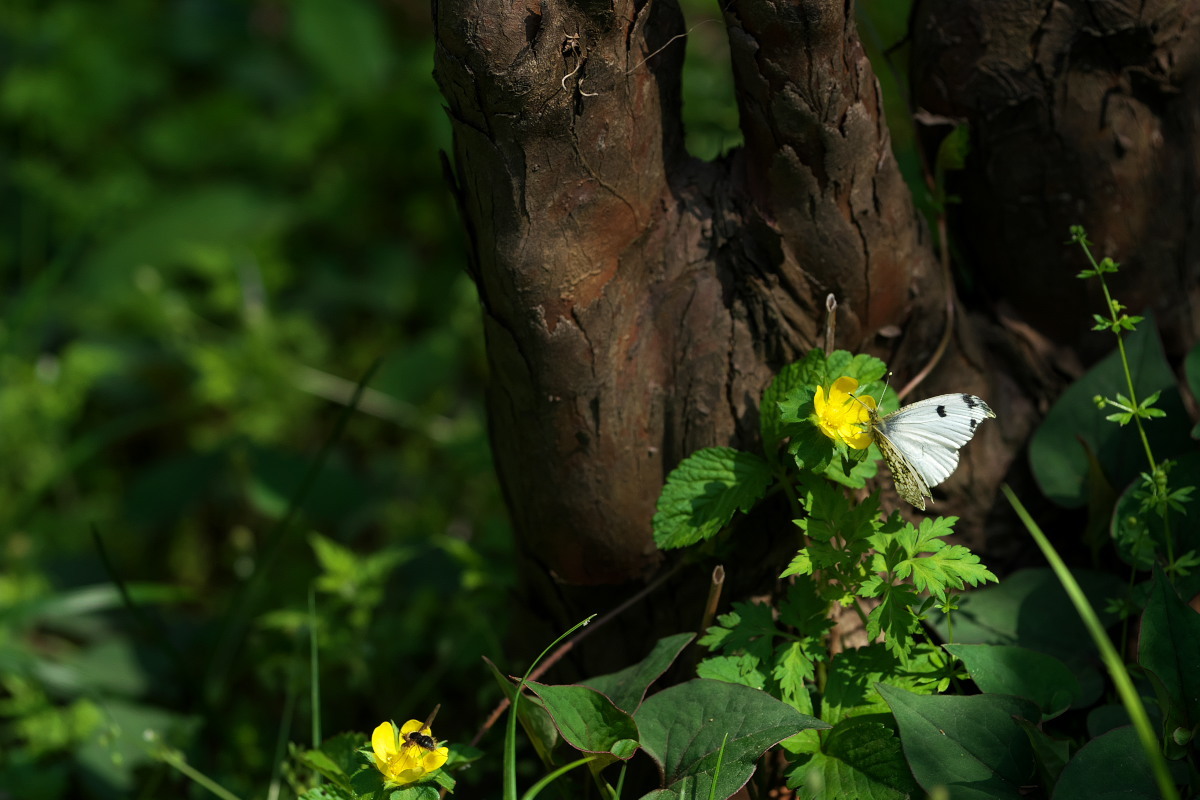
[
  {"x1": 370, "y1": 705, "x2": 449, "y2": 786},
  {"x1": 402, "y1": 704, "x2": 442, "y2": 752}
]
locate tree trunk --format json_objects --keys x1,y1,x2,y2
[
  {"x1": 911, "y1": 0, "x2": 1200, "y2": 361},
  {"x1": 432, "y1": 0, "x2": 1196, "y2": 661}
]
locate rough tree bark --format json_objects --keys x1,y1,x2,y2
[
  {"x1": 432, "y1": 0, "x2": 1197, "y2": 655},
  {"x1": 912, "y1": 0, "x2": 1200, "y2": 360}
]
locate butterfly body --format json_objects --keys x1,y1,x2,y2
[{"x1": 868, "y1": 393, "x2": 995, "y2": 510}]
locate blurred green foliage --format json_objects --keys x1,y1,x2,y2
[
  {"x1": 0, "y1": 0, "x2": 935, "y2": 796},
  {"x1": 1, "y1": 0, "x2": 512, "y2": 796}
]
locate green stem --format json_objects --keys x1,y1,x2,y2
[
  {"x1": 1077, "y1": 239, "x2": 1156, "y2": 470},
  {"x1": 308, "y1": 587, "x2": 321, "y2": 748},
  {"x1": 707, "y1": 733, "x2": 730, "y2": 800},
  {"x1": 519, "y1": 756, "x2": 598, "y2": 800},
  {"x1": 154, "y1": 744, "x2": 244, "y2": 800},
  {"x1": 1003, "y1": 486, "x2": 1178, "y2": 800},
  {"x1": 504, "y1": 615, "x2": 597, "y2": 800},
  {"x1": 1077, "y1": 236, "x2": 1173, "y2": 567}
]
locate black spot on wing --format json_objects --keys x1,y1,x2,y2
[
  {"x1": 936, "y1": 405, "x2": 947, "y2": 418},
  {"x1": 969, "y1": 418, "x2": 978, "y2": 431},
  {"x1": 962, "y1": 394, "x2": 977, "y2": 408}
]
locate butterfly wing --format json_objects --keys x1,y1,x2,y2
[
  {"x1": 874, "y1": 394, "x2": 995, "y2": 508},
  {"x1": 871, "y1": 421, "x2": 932, "y2": 510}
]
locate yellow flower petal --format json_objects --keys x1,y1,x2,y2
[
  {"x1": 371, "y1": 721, "x2": 398, "y2": 764},
  {"x1": 813, "y1": 376, "x2": 874, "y2": 450},
  {"x1": 399, "y1": 719, "x2": 426, "y2": 736},
  {"x1": 830, "y1": 376, "x2": 861, "y2": 397},
  {"x1": 371, "y1": 717, "x2": 447, "y2": 786},
  {"x1": 421, "y1": 746, "x2": 449, "y2": 772}
]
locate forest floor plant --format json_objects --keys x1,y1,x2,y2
[{"x1": 157, "y1": 226, "x2": 1200, "y2": 799}]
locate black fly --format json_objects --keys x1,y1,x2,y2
[{"x1": 403, "y1": 704, "x2": 441, "y2": 753}]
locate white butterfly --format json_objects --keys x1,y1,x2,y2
[{"x1": 867, "y1": 394, "x2": 995, "y2": 510}]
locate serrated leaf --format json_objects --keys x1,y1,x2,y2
[
  {"x1": 780, "y1": 549, "x2": 815, "y2": 578},
  {"x1": 653, "y1": 448, "x2": 774, "y2": 549},
  {"x1": 695, "y1": 654, "x2": 767, "y2": 690},
  {"x1": 883, "y1": 517, "x2": 996, "y2": 602},
  {"x1": 821, "y1": 644, "x2": 943, "y2": 726},
  {"x1": 773, "y1": 642, "x2": 815, "y2": 705},
  {"x1": 762, "y1": 351, "x2": 827, "y2": 451},
  {"x1": 786, "y1": 714, "x2": 918, "y2": 800},
  {"x1": 866, "y1": 585, "x2": 921, "y2": 660}
]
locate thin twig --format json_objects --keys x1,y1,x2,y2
[
  {"x1": 698, "y1": 565, "x2": 726, "y2": 635},
  {"x1": 823, "y1": 294, "x2": 838, "y2": 353}
]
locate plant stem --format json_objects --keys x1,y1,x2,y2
[
  {"x1": 504, "y1": 615, "x2": 597, "y2": 800},
  {"x1": 154, "y1": 743, "x2": 244, "y2": 800}
]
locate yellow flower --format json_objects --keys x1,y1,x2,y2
[
  {"x1": 813, "y1": 376, "x2": 874, "y2": 450},
  {"x1": 370, "y1": 719, "x2": 449, "y2": 786}
]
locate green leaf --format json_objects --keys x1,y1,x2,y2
[
  {"x1": 865, "y1": 584, "x2": 921, "y2": 660},
  {"x1": 761, "y1": 350, "x2": 827, "y2": 452},
  {"x1": 925, "y1": 567, "x2": 1124, "y2": 703},
  {"x1": 889, "y1": 517, "x2": 997, "y2": 602},
  {"x1": 1111, "y1": 451, "x2": 1200, "y2": 600},
  {"x1": 780, "y1": 549, "x2": 815, "y2": 579},
  {"x1": 1051, "y1": 726, "x2": 1158, "y2": 800},
  {"x1": 772, "y1": 642, "x2": 815, "y2": 706},
  {"x1": 944, "y1": 644, "x2": 1080, "y2": 719},
  {"x1": 1186, "y1": 340, "x2": 1200, "y2": 438},
  {"x1": 636, "y1": 679, "x2": 828, "y2": 799},
  {"x1": 700, "y1": 601, "x2": 778, "y2": 666},
  {"x1": 382, "y1": 785, "x2": 443, "y2": 800},
  {"x1": 821, "y1": 644, "x2": 944, "y2": 726},
  {"x1": 786, "y1": 714, "x2": 919, "y2": 800},
  {"x1": 1029, "y1": 318, "x2": 1190, "y2": 508},
  {"x1": 695, "y1": 654, "x2": 767, "y2": 690},
  {"x1": 1012, "y1": 716, "x2": 1071, "y2": 789},
  {"x1": 482, "y1": 657, "x2": 558, "y2": 762},
  {"x1": 582, "y1": 633, "x2": 694, "y2": 715},
  {"x1": 315, "y1": 732, "x2": 367, "y2": 781},
  {"x1": 523, "y1": 682, "x2": 640, "y2": 758},
  {"x1": 297, "y1": 787, "x2": 352, "y2": 800},
  {"x1": 1138, "y1": 567, "x2": 1200, "y2": 730},
  {"x1": 653, "y1": 448, "x2": 774, "y2": 549},
  {"x1": 935, "y1": 124, "x2": 971, "y2": 173},
  {"x1": 878, "y1": 684, "x2": 1039, "y2": 800}
]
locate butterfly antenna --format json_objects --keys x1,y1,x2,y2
[{"x1": 875, "y1": 373, "x2": 892, "y2": 408}]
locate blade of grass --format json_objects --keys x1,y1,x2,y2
[
  {"x1": 309, "y1": 586, "x2": 321, "y2": 748},
  {"x1": 1002, "y1": 485, "x2": 1178, "y2": 800},
  {"x1": 519, "y1": 755, "x2": 599, "y2": 800},
  {"x1": 504, "y1": 615, "x2": 597, "y2": 800}
]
